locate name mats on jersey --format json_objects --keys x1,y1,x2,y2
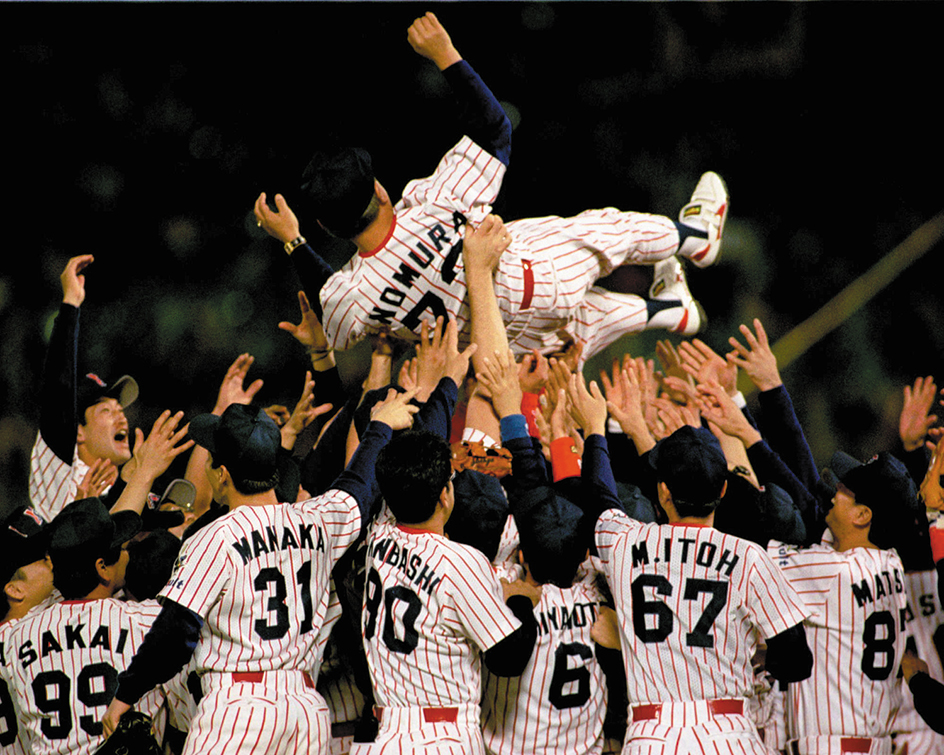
[
  {"x1": 367, "y1": 537, "x2": 441, "y2": 595},
  {"x1": 851, "y1": 567, "x2": 905, "y2": 608},
  {"x1": 535, "y1": 600, "x2": 602, "y2": 638},
  {"x1": 12, "y1": 623, "x2": 130, "y2": 669},
  {"x1": 230, "y1": 522, "x2": 327, "y2": 565}
]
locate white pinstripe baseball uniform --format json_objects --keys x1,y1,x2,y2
[
  {"x1": 157, "y1": 490, "x2": 363, "y2": 755},
  {"x1": 0, "y1": 620, "x2": 28, "y2": 755},
  {"x1": 769, "y1": 540, "x2": 908, "y2": 755},
  {"x1": 482, "y1": 561, "x2": 609, "y2": 755},
  {"x1": 595, "y1": 509, "x2": 810, "y2": 755},
  {"x1": 28, "y1": 436, "x2": 93, "y2": 525},
  {"x1": 319, "y1": 135, "x2": 686, "y2": 361},
  {"x1": 6, "y1": 598, "x2": 164, "y2": 755},
  {"x1": 354, "y1": 514, "x2": 525, "y2": 755},
  {"x1": 892, "y1": 568, "x2": 944, "y2": 755}
]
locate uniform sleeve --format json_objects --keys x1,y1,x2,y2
[
  {"x1": 158, "y1": 527, "x2": 232, "y2": 617},
  {"x1": 448, "y1": 547, "x2": 522, "y2": 652},
  {"x1": 440, "y1": 59, "x2": 511, "y2": 166},
  {"x1": 594, "y1": 509, "x2": 642, "y2": 573},
  {"x1": 744, "y1": 547, "x2": 812, "y2": 640},
  {"x1": 399, "y1": 136, "x2": 506, "y2": 215}
]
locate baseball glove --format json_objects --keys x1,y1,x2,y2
[
  {"x1": 94, "y1": 712, "x2": 162, "y2": 755},
  {"x1": 451, "y1": 440, "x2": 513, "y2": 478}
]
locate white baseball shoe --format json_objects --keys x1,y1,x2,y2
[
  {"x1": 647, "y1": 257, "x2": 705, "y2": 336},
  {"x1": 678, "y1": 171, "x2": 729, "y2": 268}
]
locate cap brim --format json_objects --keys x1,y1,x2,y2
[
  {"x1": 111, "y1": 375, "x2": 139, "y2": 409},
  {"x1": 188, "y1": 413, "x2": 221, "y2": 454},
  {"x1": 158, "y1": 479, "x2": 197, "y2": 513},
  {"x1": 111, "y1": 511, "x2": 142, "y2": 548}
]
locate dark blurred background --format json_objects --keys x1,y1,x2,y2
[{"x1": 2, "y1": 2, "x2": 942, "y2": 517}]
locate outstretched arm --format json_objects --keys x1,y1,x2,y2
[{"x1": 408, "y1": 12, "x2": 511, "y2": 166}]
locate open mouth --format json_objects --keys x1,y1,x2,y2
[{"x1": 115, "y1": 430, "x2": 128, "y2": 444}]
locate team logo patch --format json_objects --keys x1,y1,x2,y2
[
  {"x1": 23, "y1": 509, "x2": 44, "y2": 526},
  {"x1": 682, "y1": 204, "x2": 703, "y2": 219},
  {"x1": 86, "y1": 372, "x2": 107, "y2": 388}
]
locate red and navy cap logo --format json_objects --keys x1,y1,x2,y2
[{"x1": 86, "y1": 373, "x2": 107, "y2": 388}]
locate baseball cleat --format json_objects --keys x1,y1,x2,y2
[
  {"x1": 647, "y1": 257, "x2": 704, "y2": 336},
  {"x1": 678, "y1": 171, "x2": 729, "y2": 268}
]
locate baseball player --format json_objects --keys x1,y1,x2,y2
[
  {"x1": 560, "y1": 369, "x2": 814, "y2": 755},
  {"x1": 768, "y1": 452, "x2": 916, "y2": 755},
  {"x1": 356, "y1": 428, "x2": 542, "y2": 755},
  {"x1": 892, "y1": 567, "x2": 944, "y2": 754},
  {"x1": 102, "y1": 391, "x2": 420, "y2": 754},
  {"x1": 0, "y1": 506, "x2": 57, "y2": 755},
  {"x1": 29, "y1": 255, "x2": 137, "y2": 521},
  {"x1": 254, "y1": 12, "x2": 729, "y2": 362},
  {"x1": 5, "y1": 497, "x2": 165, "y2": 755}
]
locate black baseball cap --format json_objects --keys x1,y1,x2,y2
[
  {"x1": 0, "y1": 506, "x2": 48, "y2": 586},
  {"x1": 649, "y1": 425, "x2": 728, "y2": 506},
  {"x1": 445, "y1": 470, "x2": 509, "y2": 563},
  {"x1": 300, "y1": 147, "x2": 376, "y2": 238},
  {"x1": 822, "y1": 451, "x2": 919, "y2": 548},
  {"x1": 76, "y1": 372, "x2": 138, "y2": 417},
  {"x1": 513, "y1": 486, "x2": 587, "y2": 588},
  {"x1": 189, "y1": 404, "x2": 281, "y2": 483},
  {"x1": 124, "y1": 529, "x2": 182, "y2": 601},
  {"x1": 47, "y1": 497, "x2": 142, "y2": 564}
]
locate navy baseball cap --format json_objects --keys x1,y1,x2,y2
[
  {"x1": 0, "y1": 506, "x2": 48, "y2": 586},
  {"x1": 649, "y1": 425, "x2": 728, "y2": 506},
  {"x1": 76, "y1": 373, "x2": 138, "y2": 416},
  {"x1": 300, "y1": 147, "x2": 376, "y2": 238},
  {"x1": 189, "y1": 404, "x2": 281, "y2": 483},
  {"x1": 124, "y1": 529, "x2": 182, "y2": 601},
  {"x1": 48, "y1": 497, "x2": 141, "y2": 564},
  {"x1": 513, "y1": 486, "x2": 587, "y2": 588},
  {"x1": 823, "y1": 451, "x2": 919, "y2": 549},
  {"x1": 445, "y1": 470, "x2": 509, "y2": 562}
]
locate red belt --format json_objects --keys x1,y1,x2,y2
[
  {"x1": 520, "y1": 259, "x2": 534, "y2": 311},
  {"x1": 788, "y1": 739, "x2": 874, "y2": 755},
  {"x1": 372, "y1": 706, "x2": 458, "y2": 724},
  {"x1": 632, "y1": 698, "x2": 743, "y2": 722},
  {"x1": 231, "y1": 671, "x2": 315, "y2": 689}
]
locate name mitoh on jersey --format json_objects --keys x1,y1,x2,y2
[
  {"x1": 16, "y1": 622, "x2": 130, "y2": 669},
  {"x1": 630, "y1": 535, "x2": 741, "y2": 576},
  {"x1": 367, "y1": 536, "x2": 442, "y2": 595}
]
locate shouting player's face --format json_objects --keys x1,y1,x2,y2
[{"x1": 78, "y1": 398, "x2": 132, "y2": 466}]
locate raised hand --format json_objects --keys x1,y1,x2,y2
[
  {"x1": 254, "y1": 192, "x2": 301, "y2": 246},
  {"x1": 900, "y1": 376, "x2": 940, "y2": 452},
  {"x1": 679, "y1": 338, "x2": 738, "y2": 397},
  {"x1": 566, "y1": 373, "x2": 608, "y2": 438},
  {"x1": 476, "y1": 347, "x2": 523, "y2": 420},
  {"x1": 61, "y1": 254, "x2": 94, "y2": 308},
  {"x1": 518, "y1": 350, "x2": 549, "y2": 396},
  {"x1": 463, "y1": 214, "x2": 512, "y2": 274},
  {"x1": 279, "y1": 291, "x2": 330, "y2": 354},
  {"x1": 370, "y1": 388, "x2": 421, "y2": 431},
  {"x1": 695, "y1": 381, "x2": 761, "y2": 447},
  {"x1": 727, "y1": 319, "x2": 782, "y2": 392},
  {"x1": 407, "y1": 11, "x2": 462, "y2": 70},
  {"x1": 214, "y1": 354, "x2": 264, "y2": 414},
  {"x1": 131, "y1": 410, "x2": 195, "y2": 482},
  {"x1": 281, "y1": 372, "x2": 334, "y2": 451},
  {"x1": 76, "y1": 458, "x2": 118, "y2": 499}
]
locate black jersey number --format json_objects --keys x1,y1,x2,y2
[
  {"x1": 363, "y1": 567, "x2": 421, "y2": 655},
  {"x1": 548, "y1": 642, "x2": 594, "y2": 710},
  {"x1": 861, "y1": 610, "x2": 897, "y2": 681},
  {"x1": 0, "y1": 679, "x2": 17, "y2": 746},
  {"x1": 631, "y1": 575, "x2": 729, "y2": 648},
  {"x1": 253, "y1": 561, "x2": 315, "y2": 641},
  {"x1": 31, "y1": 662, "x2": 118, "y2": 740}
]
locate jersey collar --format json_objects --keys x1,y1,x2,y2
[{"x1": 359, "y1": 213, "x2": 398, "y2": 258}]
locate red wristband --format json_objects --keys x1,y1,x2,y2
[
  {"x1": 521, "y1": 392, "x2": 541, "y2": 438},
  {"x1": 550, "y1": 436, "x2": 581, "y2": 482},
  {"x1": 930, "y1": 524, "x2": 944, "y2": 564}
]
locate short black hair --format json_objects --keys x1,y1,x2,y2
[
  {"x1": 52, "y1": 545, "x2": 122, "y2": 600},
  {"x1": 376, "y1": 431, "x2": 451, "y2": 524},
  {"x1": 210, "y1": 456, "x2": 280, "y2": 496}
]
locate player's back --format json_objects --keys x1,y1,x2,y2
[
  {"x1": 161, "y1": 494, "x2": 360, "y2": 675},
  {"x1": 361, "y1": 518, "x2": 520, "y2": 708},
  {"x1": 597, "y1": 511, "x2": 807, "y2": 704},
  {"x1": 6, "y1": 598, "x2": 162, "y2": 755},
  {"x1": 770, "y1": 541, "x2": 907, "y2": 740},
  {"x1": 482, "y1": 563, "x2": 607, "y2": 755}
]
